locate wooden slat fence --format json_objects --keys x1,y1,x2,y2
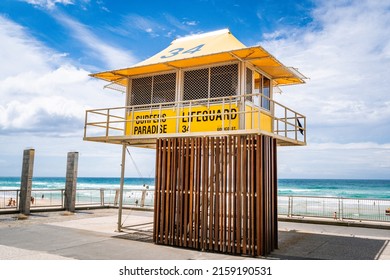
[{"x1": 154, "y1": 135, "x2": 277, "y2": 256}]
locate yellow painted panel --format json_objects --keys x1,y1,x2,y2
[
  {"x1": 126, "y1": 109, "x2": 177, "y2": 135},
  {"x1": 125, "y1": 104, "x2": 239, "y2": 136},
  {"x1": 179, "y1": 104, "x2": 239, "y2": 133},
  {"x1": 245, "y1": 105, "x2": 273, "y2": 133}
]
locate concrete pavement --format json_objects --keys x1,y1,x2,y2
[{"x1": 0, "y1": 208, "x2": 389, "y2": 260}]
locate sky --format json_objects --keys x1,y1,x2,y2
[{"x1": 0, "y1": 0, "x2": 389, "y2": 179}]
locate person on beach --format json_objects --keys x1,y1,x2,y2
[
  {"x1": 31, "y1": 196, "x2": 35, "y2": 204},
  {"x1": 7, "y1": 198, "x2": 16, "y2": 207}
]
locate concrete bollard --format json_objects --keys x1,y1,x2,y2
[
  {"x1": 19, "y1": 149, "x2": 35, "y2": 215},
  {"x1": 100, "y1": 188, "x2": 105, "y2": 206},
  {"x1": 140, "y1": 190, "x2": 147, "y2": 207},
  {"x1": 114, "y1": 189, "x2": 120, "y2": 206},
  {"x1": 64, "y1": 152, "x2": 78, "y2": 212},
  {"x1": 140, "y1": 184, "x2": 149, "y2": 207}
]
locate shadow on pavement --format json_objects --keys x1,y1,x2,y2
[{"x1": 271, "y1": 231, "x2": 387, "y2": 260}]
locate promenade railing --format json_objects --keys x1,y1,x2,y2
[
  {"x1": 278, "y1": 195, "x2": 390, "y2": 222},
  {"x1": 0, "y1": 188, "x2": 155, "y2": 211},
  {"x1": 1, "y1": 189, "x2": 390, "y2": 222}
]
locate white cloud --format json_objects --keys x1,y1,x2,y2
[
  {"x1": 185, "y1": 21, "x2": 198, "y2": 26},
  {"x1": 120, "y1": 14, "x2": 166, "y2": 38},
  {"x1": 0, "y1": 15, "x2": 129, "y2": 176},
  {"x1": 109, "y1": 13, "x2": 198, "y2": 40},
  {"x1": 259, "y1": 0, "x2": 390, "y2": 178},
  {"x1": 262, "y1": 0, "x2": 390, "y2": 145},
  {"x1": 0, "y1": 15, "x2": 124, "y2": 135},
  {"x1": 22, "y1": 0, "x2": 74, "y2": 9},
  {"x1": 126, "y1": 14, "x2": 159, "y2": 32},
  {"x1": 54, "y1": 13, "x2": 137, "y2": 69},
  {"x1": 0, "y1": 17, "x2": 51, "y2": 78},
  {"x1": 163, "y1": 13, "x2": 195, "y2": 32}
]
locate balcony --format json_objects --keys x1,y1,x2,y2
[{"x1": 83, "y1": 93, "x2": 306, "y2": 147}]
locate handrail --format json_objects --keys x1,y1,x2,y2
[{"x1": 83, "y1": 93, "x2": 306, "y2": 145}]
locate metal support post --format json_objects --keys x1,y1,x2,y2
[{"x1": 117, "y1": 144, "x2": 127, "y2": 232}]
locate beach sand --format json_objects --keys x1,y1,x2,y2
[{"x1": 0, "y1": 196, "x2": 64, "y2": 211}]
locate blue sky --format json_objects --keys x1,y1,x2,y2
[{"x1": 0, "y1": 0, "x2": 390, "y2": 179}]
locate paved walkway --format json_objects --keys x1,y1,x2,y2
[{"x1": 0, "y1": 208, "x2": 389, "y2": 260}]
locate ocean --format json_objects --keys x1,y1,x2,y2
[
  {"x1": 0, "y1": 177, "x2": 155, "y2": 191},
  {"x1": 278, "y1": 179, "x2": 390, "y2": 200},
  {"x1": 1, "y1": 177, "x2": 390, "y2": 200}
]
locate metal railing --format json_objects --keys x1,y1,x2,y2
[
  {"x1": 30, "y1": 189, "x2": 64, "y2": 208},
  {"x1": 278, "y1": 195, "x2": 390, "y2": 222},
  {"x1": 2, "y1": 189, "x2": 390, "y2": 223},
  {"x1": 0, "y1": 188, "x2": 155, "y2": 211},
  {"x1": 0, "y1": 189, "x2": 65, "y2": 210},
  {"x1": 84, "y1": 93, "x2": 306, "y2": 145},
  {"x1": 1, "y1": 189, "x2": 19, "y2": 210}
]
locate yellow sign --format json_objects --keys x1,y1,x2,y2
[
  {"x1": 126, "y1": 109, "x2": 177, "y2": 135},
  {"x1": 179, "y1": 105, "x2": 239, "y2": 133},
  {"x1": 126, "y1": 104, "x2": 239, "y2": 135}
]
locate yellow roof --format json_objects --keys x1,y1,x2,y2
[{"x1": 91, "y1": 29, "x2": 305, "y2": 86}]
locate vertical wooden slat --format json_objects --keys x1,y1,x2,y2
[
  {"x1": 208, "y1": 137, "x2": 214, "y2": 251},
  {"x1": 266, "y1": 137, "x2": 270, "y2": 252},
  {"x1": 264, "y1": 135, "x2": 269, "y2": 254},
  {"x1": 242, "y1": 136, "x2": 248, "y2": 255},
  {"x1": 159, "y1": 139, "x2": 167, "y2": 243},
  {"x1": 262, "y1": 136, "x2": 267, "y2": 254},
  {"x1": 201, "y1": 137, "x2": 208, "y2": 250},
  {"x1": 180, "y1": 138, "x2": 185, "y2": 246},
  {"x1": 157, "y1": 141, "x2": 165, "y2": 243},
  {"x1": 249, "y1": 136, "x2": 255, "y2": 256},
  {"x1": 256, "y1": 135, "x2": 263, "y2": 256},
  {"x1": 195, "y1": 138, "x2": 201, "y2": 249},
  {"x1": 170, "y1": 139, "x2": 177, "y2": 245},
  {"x1": 214, "y1": 137, "x2": 220, "y2": 251},
  {"x1": 188, "y1": 137, "x2": 195, "y2": 247},
  {"x1": 183, "y1": 138, "x2": 189, "y2": 247},
  {"x1": 175, "y1": 139, "x2": 181, "y2": 246},
  {"x1": 205, "y1": 136, "x2": 210, "y2": 250},
  {"x1": 235, "y1": 136, "x2": 241, "y2": 254},
  {"x1": 222, "y1": 136, "x2": 228, "y2": 252},
  {"x1": 265, "y1": 136, "x2": 270, "y2": 254},
  {"x1": 273, "y1": 138, "x2": 278, "y2": 250},
  {"x1": 153, "y1": 139, "x2": 161, "y2": 243},
  {"x1": 181, "y1": 138, "x2": 188, "y2": 247},
  {"x1": 271, "y1": 138, "x2": 275, "y2": 250},
  {"x1": 227, "y1": 136, "x2": 233, "y2": 253},
  {"x1": 231, "y1": 136, "x2": 236, "y2": 253},
  {"x1": 269, "y1": 137, "x2": 273, "y2": 253}
]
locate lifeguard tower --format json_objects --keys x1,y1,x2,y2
[{"x1": 84, "y1": 29, "x2": 306, "y2": 256}]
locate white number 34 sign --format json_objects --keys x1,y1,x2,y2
[{"x1": 160, "y1": 44, "x2": 205, "y2": 59}]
